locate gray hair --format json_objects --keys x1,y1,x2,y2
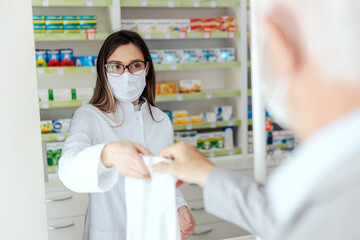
[{"x1": 259, "y1": 0, "x2": 360, "y2": 85}]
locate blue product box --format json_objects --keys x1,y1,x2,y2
[
  {"x1": 182, "y1": 49, "x2": 202, "y2": 64},
  {"x1": 74, "y1": 56, "x2": 95, "y2": 67},
  {"x1": 202, "y1": 49, "x2": 218, "y2": 63},
  {"x1": 217, "y1": 48, "x2": 235, "y2": 62},
  {"x1": 52, "y1": 119, "x2": 71, "y2": 133}
]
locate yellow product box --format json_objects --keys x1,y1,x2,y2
[
  {"x1": 156, "y1": 83, "x2": 177, "y2": 95},
  {"x1": 40, "y1": 120, "x2": 53, "y2": 133},
  {"x1": 189, "y1": 115, "x2": 202, "y2": 123},
  {"x1": 172, "y1": 110, "x2": 188, "y2": 118},
  {"x1": 173, "y1": 117, "x2": 189, "y2": 124},
  {"x1": 179, "y1": 80, "x2": 202, "y2": 93}
]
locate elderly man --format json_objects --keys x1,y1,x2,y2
[{"x1": 152, "y1": 0, "x2": 360, "y2": 239}]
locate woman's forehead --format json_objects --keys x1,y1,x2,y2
[{"x1": 107, "y1": 43, "x2": 144, "y2": 64}]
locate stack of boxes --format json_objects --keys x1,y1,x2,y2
[
  {"x1": 121, "y1": 16, "x2": 237, "y2": 33},
  {"x1": 174, "y1": 127, "x2": 234, "y2": 152},
  {"x1": 33, "y1": 15, "x2": 97, "y2": 34},
  {"x1": 150, "y1": 48, "x2": 236, "y2": 64},
  {"x1": 167, "y1": 105, "x2": 233, "y2": 125},
  {"x1": 33, "y1": 15, "x2": 46, "y2": 33},
  {"x1": 35, "y1": 48, "x2": 97, "y2": 67}
]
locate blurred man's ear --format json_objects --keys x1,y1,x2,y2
[{"x1": 265, "y1": 15, "x2": 302, "y2": 79}]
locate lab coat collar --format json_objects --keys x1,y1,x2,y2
[
  {"x1": 267, "y1": 107, "x2": 360, "y2": 225},
  {"x1": 116, "y1": 97, "x2": 149, "y2": 114}
]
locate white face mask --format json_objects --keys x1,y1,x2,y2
[
  {"x1": 258, "y1": 27, "x2": 293, "y2": 130},
  {"x1": 107, "y1": 71, "x2": 146, "y2": 103}
]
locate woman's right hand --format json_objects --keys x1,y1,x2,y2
[{"x1": 101, "y1": 141, "x2": 153, "y2": 179}]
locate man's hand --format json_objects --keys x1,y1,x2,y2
[
  {"x1": 177, "y1": 206, "x2": 196, "y2": 239},
  {"x1": 152, "y1": 142, "x2": 215, "y2": 187}
]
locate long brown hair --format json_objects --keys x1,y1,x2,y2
[{"x1": 90, "y1": 30, "x2": 157, "y2": 122}]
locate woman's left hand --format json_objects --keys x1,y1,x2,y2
[{"x1": 177, "y1": 206, "x2": 196, "y2": 239}]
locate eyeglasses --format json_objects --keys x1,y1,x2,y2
[{"x1": 105, "y1": 61, "x2": 148, "y2": 77}]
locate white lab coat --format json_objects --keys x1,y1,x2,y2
[{"x1": 58, "y1": 99, "x2": 187, "y2": 240}]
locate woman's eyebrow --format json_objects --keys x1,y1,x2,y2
[{"x1": 108, "y1": 59, "x2": 144, "y2": 64}]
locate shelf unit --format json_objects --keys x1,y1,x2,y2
[
  {"x1": 38, "y1": 90, "x2": 241, "y2": 109},
  {"x1": 32, "y1": 0, "x2": 113, "y2": 6},
  {"x1": 41, "y1": 120, "x2": 241, "y2": 140},
  {"x1": 120, "y1": 0, "x2": 241, "y2": 7},
  {"x1": 138, "y1": 31, "x2": 241, "y2": 40},
  {"x1": 35, "y1": 3, "x2": 249, "y2": 168},
  {"x1": 34, "y1": 33, "x2": 111, "y2": 41}
]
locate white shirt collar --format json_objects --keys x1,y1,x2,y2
[{"x1": 267, "y1": 107, "x2": 360, "y2": 225}]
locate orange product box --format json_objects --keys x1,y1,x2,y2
[
  {"x1": 205, "y1": 18, "x2": 220, "y2": 27},
  {"x1": 204, "y1": 18, "x2": 220, "y2": 32},
  {"x1": 156, "y1": 83, "x2": 177, "y2": 95},
  {"x1": 190, "y1": 26, "x2": 204, "y2": 32},
  {"x1": 190, "y1": 18, "x2": 204, "y2": 27}
]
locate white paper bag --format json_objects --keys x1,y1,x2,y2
[{"x1": 125, "y1": 156, "x2": 180, "y2": 240}]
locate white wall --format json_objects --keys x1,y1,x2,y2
[{"x1": 0, "y1": 1, "x2": 48, "y2": 239}]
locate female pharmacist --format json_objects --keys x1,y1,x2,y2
[{"x1": 58, "y1": 30, "x2": 195, "y2": 240}]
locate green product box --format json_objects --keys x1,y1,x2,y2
[
  {"x1": 33, "y1": 20, "x2": 46, "y2": 24},
  {"x1": 46, "y1": 24, "x2": 63, "y2": 29},
  {"x1": 79, "y1": 15, "x2": 96, "y2": 20},
  {"x1": 46, "y1": 142, "x2": 63, "y2": 166},
  {"x1": 63, "y1": 15, "x2": 80, "y2": 21},
  {"x1": 197, "y1": 133, "x2": 212, "y2": 151},
  {"x1": 33, "y1": 15, "x2": 45, "y2": 21},
  {"x1": 45, "y1": 15, "x2": 62, "y2": 20},
  {"x1": 80, "y1": 20, "x2": 97, "y2": 24},
  {"x1": 210, "y1": 132, "x2": 225, "y2": 150},
  {"x1": 34, "y1": 24, "x2": 46, "y2": 30},
  {"x1": 63, "y1": 23, "x2": 80, "y2": 28},
  {"x1": 80, "y1": 23, "x2": 97, "y2": 29},
  {"x1": 197, "y1": 132, "x2": 225, "y2": 151},
  {"x1": 64, "y1": 24, "x2": 81, "y2": 33}
]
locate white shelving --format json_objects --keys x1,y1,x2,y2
[{"x1": 35, "y1": 2, "x2": 250, "y2": 239}]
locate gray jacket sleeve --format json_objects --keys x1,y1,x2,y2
[{"x1": 203, "y1": 167, "x2": 275, "y2": 238}]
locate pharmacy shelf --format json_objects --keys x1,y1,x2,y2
[
  {"x1": 39, "y1": 90, "x2": 241, "y2": 109},
  {"x1": 34, "y1": 33, "x2": 111, "y2": 41},
  {"x1": 37, "y1": 66, "x2": 95, "y2": 75},
  {"x1": 41, "y1": 120, "x2": 240, "y2": 140},
  {"x1": 156, "y1": 90, "x2": 241, "y2": 102},
  {"x1": 121, "y1": 0, "x2": 240, "y2": 7},
  {"x1": 39, "y1": 100, "x2": 89, "y2": 109},
  {"x1": 173, "y1": 119, "x2": 241, "y2": 131},
  {"x1": 139, "y1": 31, "x2": 240, "y2": 40},
  {"x1": 42, "y1": 132, "x2": 68, "y2": 141},
  {"x1": 155, "y1": 61, "x2": 241, "y2": 71},
  {"x1": 202, "y1": 148, "x2": 242, "y2": 158},
  {"x1": 36, "y1": 62, "x2": 241, "y2": 75},
  {"x1": 32, "y1": 0, "x2": 113, "y2": 6}
]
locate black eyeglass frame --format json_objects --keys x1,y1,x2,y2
[{"x1": 105, "y1": 60, "x2": 148, "y2": 76}]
